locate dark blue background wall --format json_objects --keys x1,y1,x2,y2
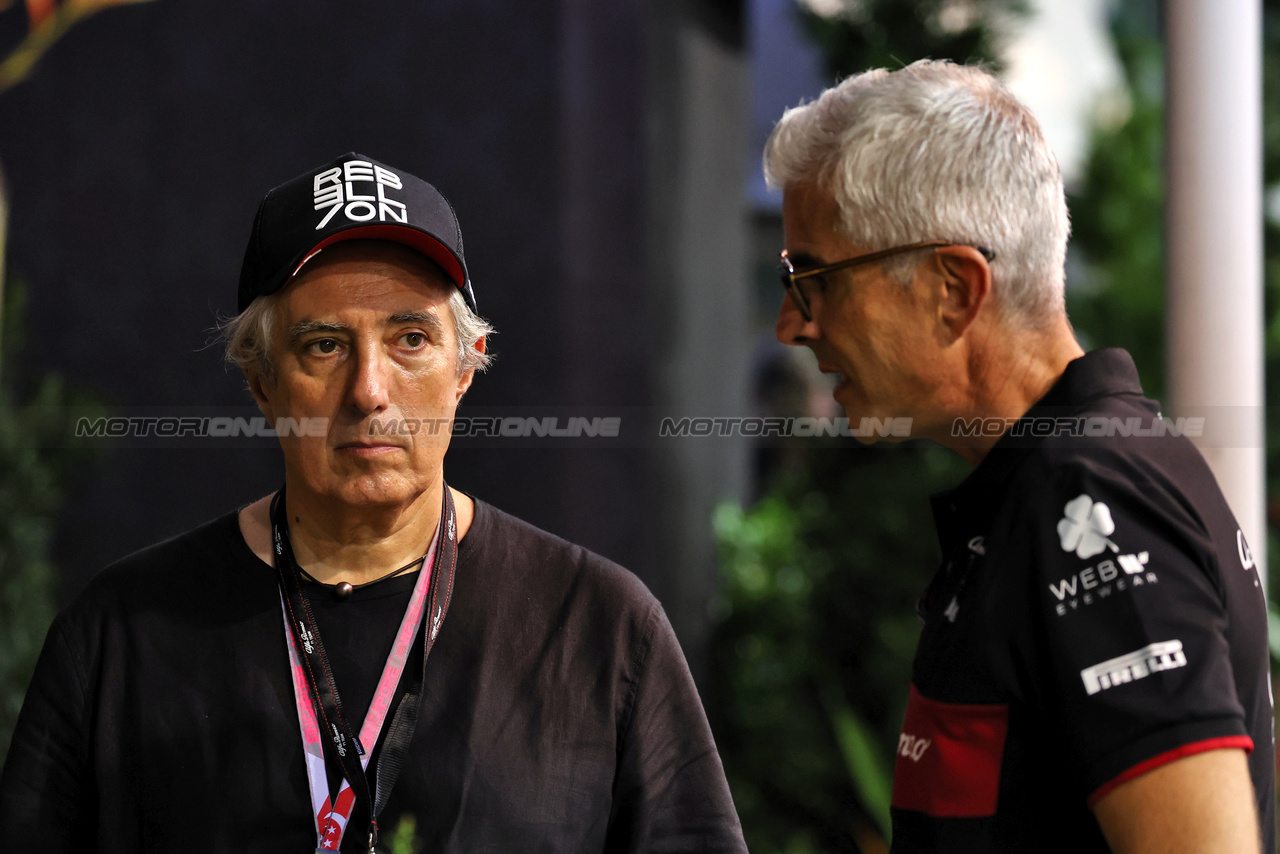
[{"x1": 0, "y1": 0, "x2": 750, "y2": 677}]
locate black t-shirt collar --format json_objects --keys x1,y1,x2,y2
[
  {"x1": 930, "y1": 348, "x2": 1145, "y2": 552},
  {"x1": 1030, "y1": 348, "x2": 1143, "y2": 410}
]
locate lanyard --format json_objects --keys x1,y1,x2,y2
[{"x1": 273, "y1": 486, "x2": 459, "y2": 852}]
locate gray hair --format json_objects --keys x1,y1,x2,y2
[
  {"x1": 763, "y1": 60, "x2": 1070, "y2": 326},
  {"x1": 222, "y1": 285, "x2": 494, "y2": 385}
]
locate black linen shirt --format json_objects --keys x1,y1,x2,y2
[
  {"x1": 890, "y1": 350, "x2": 1275, "y2": 853},
  {"x1": 0, "y1": 498, "x2": 747, "y2": 853}
]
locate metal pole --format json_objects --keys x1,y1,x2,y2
[{"x1": 1165, "y1": 0, "x2": 1266, "y2": 579}]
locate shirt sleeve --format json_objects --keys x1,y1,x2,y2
[
  {"x1": 604, "y1": 601, "x2": 748, "y2": 854},
  {"x1": 1007, "y1": 458, "x2": 1252, "y2": 804},
  {"x1": 0, "y1": 613, "x2": 94, "y2": 851}
]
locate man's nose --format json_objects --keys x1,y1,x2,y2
[
  {"x1": 347, "y1": 344, "x2": 392, "y2": 414},
  {"x1": 775, "y1": 291, "x2": 819, "y2": 346}
]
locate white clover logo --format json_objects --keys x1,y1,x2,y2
[
  {"x1": 1236, "y1": 529, "x2": 1255, "y2": 571},
  {"x1": 1057, "y1": 494, "x2": 1118, "y2": 559}
]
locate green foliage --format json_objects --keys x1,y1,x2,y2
[
  {"x1": 824, "y1": 687, "x2": 893, "y2": 837},
  {"x1": 1264, "y1": 0, "x2": 1280, "y2": 192},
  {"x1": 385, "y1": 814, "x2": 421, "y2": 854},
  {"x1": 0, "y1": 282, "x2": 97, "y2": 770},
  {"x1": 713, "y1": 444, "x2": 968, "y2": 852},
  {"x1": 1064, "y1": 1, "x2": 1165, "y2": 399},
  {"x1": 797, "y1": 0, "x2": 1029, "y2": 81}
]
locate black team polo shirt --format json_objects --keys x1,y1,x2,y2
[{"x1": 891, "y1": 349, "x2": 1275, "y2": 853}]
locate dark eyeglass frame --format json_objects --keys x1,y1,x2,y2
[{"x1": 778, "y1": 242, "x2": 996, "y2": 322}]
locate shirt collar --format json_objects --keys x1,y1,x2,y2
[
  {"x1": 1029, "y1": 348, "x2": 1143, "y2": 411},
  {"x1": 930, "y1": 348, "x2": 1146, "y2": 551}
]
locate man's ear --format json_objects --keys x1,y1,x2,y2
[
  {"x1": 933, "y1": 246, "x2": 992, "y2": 339},
  {"x1": 246, "y1": 368, "x2": 274, "y2": 418},
  {"x1": 455, "y1": 336, "x2": 486, "y2": 402}
]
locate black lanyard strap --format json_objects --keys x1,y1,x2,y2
[
  {"x1": 272, "y1": 486, "x2": 459, "y2": 850},
  {"x1": 373, "y1": 492, "x2": 459, "y2": 823}
]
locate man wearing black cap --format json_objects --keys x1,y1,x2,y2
[{"x1": 0, "y1": 154, "x2": 747, "y2": 853}]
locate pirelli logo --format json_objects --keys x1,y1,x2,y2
[{"x1": 1080, "y1": 640, "x2": 1187, "y2": 696}]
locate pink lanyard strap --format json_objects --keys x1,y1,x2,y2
[
  {"x1": 282, "y1": 526, "x2": 436, "y2": 851},
  {"x1": 275, "y1": 487, "x2": 459, "y2": 852}
]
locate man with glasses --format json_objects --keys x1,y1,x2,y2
[{"x1": 768, "y1": 61, "x2": 1273, "y2": 853}]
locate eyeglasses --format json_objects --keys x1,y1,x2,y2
[{"x1": 778, "y1": 242, "x2": 996, "y2": 322}]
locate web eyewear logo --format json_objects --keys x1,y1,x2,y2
[
  {"x1": 1046, "y1": 551, "x2": 1155, "y2": 617},
  {"x1": 313, "y1": 159, "x2": 407, "y2": 229},
  {"x1": 1048, "y1": 494, "x2": 1160, "y2": 616},
  {"x1": 951, "y1": 415, "x2": 1205, "y2": 439},
  {"x1": 1080, "y1": 640, "x2": 1187, "y2": 696}
]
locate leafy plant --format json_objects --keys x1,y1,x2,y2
[
  {"x1": 1064, "y1": 1, "x2": 1165, "y2": 398},
  {"x1": 386, "y1": 814, "x2": 421, "y2": 854},
  {"x1": 0, "y1": 0, "x2": 153, "y2": 771},
  {"x1": 0, "y1": 283, "x2": 98, "y2": 769},
  {"x1": 713, "y1": 444, "x2": 968, "y2": 853},
  {"x1": 796, "y1": 0, "x2": 1029, "y2": 80}
]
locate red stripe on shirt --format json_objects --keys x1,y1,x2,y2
[
  {"x1": 1087, "y1": 735, "x2": 1255, "y2": 807},
  {"x1": 891, "y1": 684, "x2": 1010, "y2": 818}
]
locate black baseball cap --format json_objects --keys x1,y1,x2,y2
[{"x1": 237, "y1": 152, "x2": 477, "y2": 313}]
